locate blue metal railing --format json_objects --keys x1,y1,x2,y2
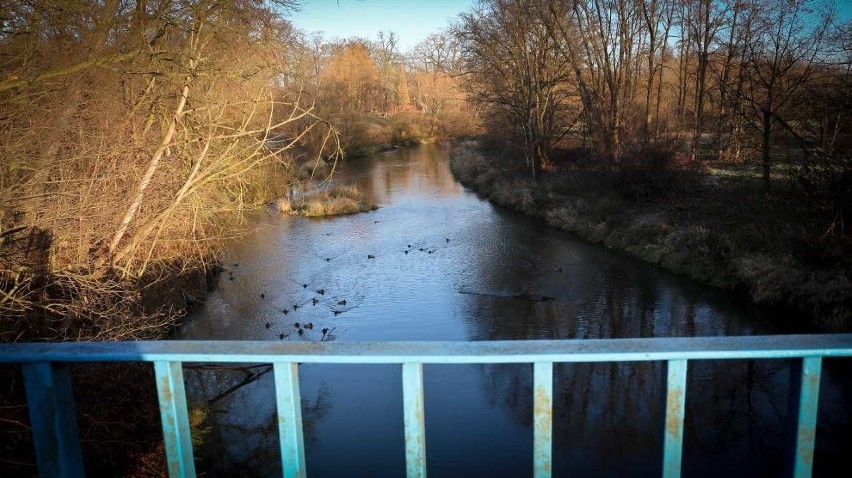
[{"x1": 2, "y1": 334, "x2": 852, "y2": 478}]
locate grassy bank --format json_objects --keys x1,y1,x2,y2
[{"x1": 450, "y1": 140, "x2": 852, "y2": 329}]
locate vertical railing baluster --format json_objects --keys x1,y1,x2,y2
[
  {"x1": 789, "y1": 357, "x2": 822, "y2": 478},
  {"x1": 402, "y1": 362, "x2": 426, "y2": 478},
  {"x1": 663, "y1": 359, "x2": 688, "y2": 478},
  {"x1": 154, "y1": 361, "x2": 195, "y2": 478},
  {"x1": 22, "y1": 362, "x2": 85, "y2": 478},
  {"x1": 274, "y1": 362, "x2": 306, "y2": 478},
  {"x1": 533, "y1": 362, "x2": 554, "y2": 478}
]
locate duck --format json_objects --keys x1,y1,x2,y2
[
  {"x1": 293, "y1": 304, "x2": 299, "y2": 310},
  {"x1": 333, "y1": 310, "x2": 341, "y2": 316},
  {"x1": 294, "y1": 322, "x2": 300, "y2": 328},
  {"x1": 302, "y1": 284, "x2": 308, "y2": 288},
  {"x1": 265, "y1": 322, "x2": 271, "y2": 329},
  {"x1": 279, "y1": 333, "x2": 286, "y2": 340},
  {"x1": 298, "y1": 328, "x2": 304, "y2": 336},
  {"x1": 304, "y1": 323, "x2": 313, "y2": 330},
  {"x1": 404, "y1": 250, "x2": 409, "y2": 255},
  {"x1": 316, "y1": 289, "x2": 325, "y2": 295},
  {"x1": 367, "y1": 254, "x2": 375, "y2": 259},
  {"x1": 337, "y1": 299, "x2": 347, "y2": 305},
  {"x1": 260, "y1": 293, "x2": 266, "y2": 299},
  {"x1": 312, "y1": 298, "x2": 319, "y2": 305},
  {"x1": 282, "y1": 309, "x2": 289, "y2": 315}
]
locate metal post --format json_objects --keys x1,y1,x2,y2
[
  {"x1": 154, "y1": 361, "x2": 195, "y2": 478},
  {"x1": 22, "y1": 362, "x2": 85, "y2": 478},
  {"x1": 533, "y1": 362, "x2": 554, "y2": 478},
  {"x1": 787, "y1": 357, "x2": 822, "y2": 478},
  {"x1": 663, "y1": 359, "x2": 688, "y2": 478},
  {"x1": 402, "y1": 362, "x2": 427, "y2": 478},
  {"x1": 274, "y1": 362, "x2": 306, "y2": 478}
]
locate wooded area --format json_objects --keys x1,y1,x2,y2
[
  {"x1": 456, "y1": 0, "x2": 852, "y2": 203},
  {"x1": 0, "y1": 0, "x2": 475, "y2": 342}
]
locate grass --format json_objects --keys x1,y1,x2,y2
[
  {"x1": 278, "y1": 185, "x2": 377, "y2": 217},
  {"x1": 450, "y1": 140, "x2": 852, "y2": 329}
]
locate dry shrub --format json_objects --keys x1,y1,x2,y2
[
  {"x1": 449, "y1": 140, "x2": 491, "y2": 180},
  {"x1": 616, "y1": 139, "x2": 699, "y2": 198}
]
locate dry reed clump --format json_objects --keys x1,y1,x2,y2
[{"x1": 286, "y1": 185, "x2": 377, "y2": 217}]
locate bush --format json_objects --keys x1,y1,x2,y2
[{"x1": 616, "y1": 139, "x2": 696, "y2": 198}]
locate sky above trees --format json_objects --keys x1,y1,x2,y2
[
  {"x1": 291, "y1": 0, "x2": 475, "y2": 50},
  {"x1": 292, "y1": 0, "x2": 852, "y2": 51}
]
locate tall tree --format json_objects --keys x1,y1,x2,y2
[
  {"x1": 741, "y1": 0, "x2": 833, "y2": 189},
  {"x1": 457, "y1": 0, "x2": 575, "y2": 178},
  {"x1": 544, "y1": 0, "x2": 644, "y2": 164}
]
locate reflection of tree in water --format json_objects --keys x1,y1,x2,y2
[
  {"x1": 457, "y1": 234, "x2": 852, "y2": 476},
  {"x1": 345, "y1": 144, "x2": 462, "y2": 202},
  {"x1": 474, "y1": 346, "x2": 831, "y2": 476},
  {"x1": 183, "y1": 367, "x2": 332, "y2": 477}
]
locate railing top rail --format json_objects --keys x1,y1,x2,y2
[{"x1": 1, "y1": 334, "x2": 851, "y2": 364}]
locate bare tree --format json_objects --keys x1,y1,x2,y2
[
  {"x1": 457, "y1": 0, "x2": 576, "y2": 178},
  {"x1": 544, "y1": 0, "x2": 644, "y2": 164},
  {"x1": 740, "y1": 0, "x2": 833, "y2": 189}
]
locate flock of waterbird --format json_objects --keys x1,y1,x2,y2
[{"x1": 225, "y1": 236, "x2": 454, "y2": 342}]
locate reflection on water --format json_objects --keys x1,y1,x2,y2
[{"x1": 178, "y1": 144, "x2": 851, "y2": 477}]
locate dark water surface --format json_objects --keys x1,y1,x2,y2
[{"x1": 178, "y1": 144, "x2": 850, "y2": 477}]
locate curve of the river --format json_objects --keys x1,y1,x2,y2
[{"x1": 178, "y1": 143, "x2": 850, "y2": 477}]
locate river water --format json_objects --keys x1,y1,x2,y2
[{"x1": 178, "y1": 143, "x2": 850, "y2": 477}]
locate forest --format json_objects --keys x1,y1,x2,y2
[{"x1": 0, "y1": 0, "x2": 474, "y2": 343}]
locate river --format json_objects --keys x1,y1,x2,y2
[{"x1": 178, "y1": 143, "x2": 850, "y2": 477}]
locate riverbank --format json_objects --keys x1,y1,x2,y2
[{"x1": 450, "y1": 140, "x2": 852, "y2": 329}]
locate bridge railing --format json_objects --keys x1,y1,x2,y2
[{"x1": 2, "y1": 334, "x2": 852, "y2": 478}]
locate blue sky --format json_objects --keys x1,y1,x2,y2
[
  {"x1": 290, "y1": 0, "x2": 852, "y2": 52},
  {"x1": 290, "y1": 0, "x2": 475, "y2": 51}
]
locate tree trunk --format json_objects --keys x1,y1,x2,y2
[
  {"x1": 762, "y1": 109, "x2": 772, "y2": 190},
  {"x1": 107, "y1": 65, "x2": 195, "y2": 264}
]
